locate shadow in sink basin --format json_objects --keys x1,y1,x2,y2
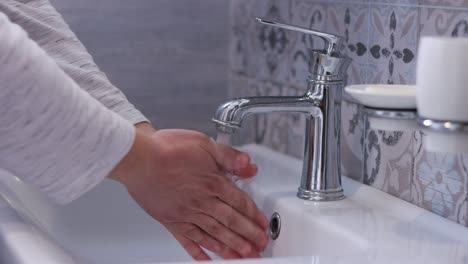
[{"x1": 261, "y1": 206, "x2": 370, "y2": 258}]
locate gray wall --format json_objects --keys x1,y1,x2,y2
[{"x1": 50, "y1": 0, "x2": 229, "y2": 136}]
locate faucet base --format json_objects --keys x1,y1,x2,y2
[{"x1": 297, "y1": 188, "x2": 345, "y2": 201}]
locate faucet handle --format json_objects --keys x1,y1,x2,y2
[{"x1": 256, "y1": 17, "x2": 344, "y2": 56}]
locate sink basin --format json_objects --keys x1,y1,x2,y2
[
  {"x1": 1, "y1": 144, "x2": 468, "y2": 264},
  {"x1": 239, "y1": 144, "x2": 468, "y2": 263},
  {"x1": 239, "y1": 149, "x2": 369, "y2": 258}
]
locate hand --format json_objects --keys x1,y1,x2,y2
[{"x1": 111, "y1": 129, "x2": 269, "y2": 260}]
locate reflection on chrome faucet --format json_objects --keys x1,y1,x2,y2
[{"x1": 213, "y1": 18, "x2": 351, "y2": 201}]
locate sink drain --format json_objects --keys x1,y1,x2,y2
[{"x1": 269, "y1": 212, "x2": 281, "y2": 240}]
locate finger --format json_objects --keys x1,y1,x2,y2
[
  {"x1": 202, "y1": 199, "x2": 269, "y2": 252},
  {"x1": 195, "y1": 235, "x2": 242, "y2": 260},
  {"x1": 191, "y1": 213, "x2": 261, "y2": 258},
  {"x1": 208, "y1": 139, "x2": 254, "y2": 174},
  {"x1": 187, "y1": 174, "x2": 267, "y2": 232},
  {"x1": 179, "y1": 224, "x2": 242, "y2": 259},
  {"x1": 231, "y1": 163, "x2": 258, "y2": 179},
  {"x1": 216, "y1": 245, "x2": 243, "y2": 260},
  {"x1": 172, "y1": 233, "x2": 212, "y2": 261},
  {"x1": 178, "y1": 223, "x2": 223, "y2": 254},
  {"x1": 218, "y1": 181, "x2": 269, "y2": 231}
]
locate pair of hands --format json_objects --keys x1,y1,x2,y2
[{"x1": 110, "y1": 126, "x2": 269, "y2": 260}]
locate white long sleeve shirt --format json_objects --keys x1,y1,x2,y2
[
  {"x1": 0, "y1": 11, "x2": 135, "y2": 204},
  {"x1": 0, "y1": 0, "x2": 149, "y2": 125}
]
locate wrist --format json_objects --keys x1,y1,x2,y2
[
  {"x1": 135, "y1": 122, "x2": 156, "y2": 136},
  {"x1": 109, "y1": 129, "x2": 157, "y2": 186}
]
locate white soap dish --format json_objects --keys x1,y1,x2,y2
[{"x1": 344, "y1": 84, "x2": 416, "y2": 110}]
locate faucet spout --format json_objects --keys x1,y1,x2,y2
[
  {"x1": 213, "y1": 81, "x2": 345, "y2": 202},
  {"x1": 212, "y1": 96, "x2": 317, "y2": 134}
]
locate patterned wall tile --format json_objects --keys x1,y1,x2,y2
[
  {"x1": 364, "y1": 122, "x2": 414, "y2": 201},
  {"x1": 420, "y1": 7, "x2": 468, "y2": 37},
  {"x1": 368, "y1": 5, "x2": 419, "y2": 84},
  {"x1": 341, "y1": 100, "x2": 365, "y2": 181},
  {"x1": 251, "y1": 0, "x2": 295, "y2": 84},
  {"x1": 288, "y1": 1, "x2": 328, "y2": 88},
  {"x1": 458, "y1": 155, "x2": 468, "y2": 226},
  {"x1": 410, "y1": 131, "x2": 424, "y2": 203},
  {"x1": 412, "y1": 136, "x2": 468, "y2": 223},
  {"x1": 327, "y1": 3, "x2": 370, "y2": 85}
]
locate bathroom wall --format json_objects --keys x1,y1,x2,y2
[
  {"x1": 51, "y1": 0, "x2": 229, "y2": 136},
  {"x1": 228, "y1": 0, "x2": 468, "y2": 226}
]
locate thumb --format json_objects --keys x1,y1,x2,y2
[{"x1": 208, "y1": 139, "x2": 258, "y2": 178}]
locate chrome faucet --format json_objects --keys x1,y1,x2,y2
[{"x1": 213, "y1": 18, "x2": 351, "y2": 201}]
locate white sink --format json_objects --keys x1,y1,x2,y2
[
  {"x1": 239, "y1": 145, "x2": 468, "y2": 263},
  {"x1": 1, "y1": 144, "x2": 468, "y2": 264}
]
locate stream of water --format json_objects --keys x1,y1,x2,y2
[{"x1": 216, "y1": 132, "x2": 241, "y2": 183}]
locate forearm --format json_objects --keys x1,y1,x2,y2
[
  {"x1": 0, "y1": 12, "x2": 135, "y2": 204},
  {"x1": 0, "y1": 0, "x2": 149, "y2": 125}
]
